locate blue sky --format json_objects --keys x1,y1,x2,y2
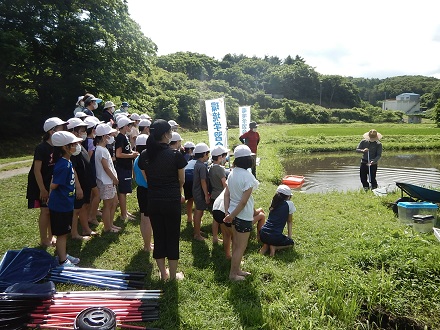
[{"x1": 127, "y1": 0, "x2": 440, "y2": 79}]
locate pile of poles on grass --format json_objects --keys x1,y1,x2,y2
[
  {"x1": 0, "y1": 282, "x2": 162, "y2": 330},
  {"x1": 46, "y1": 266, "x2": 147, "y2": 290}
]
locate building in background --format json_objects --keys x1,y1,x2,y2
[{"x1": 382, "y1": 93, "x2": 422, "y2": 123}]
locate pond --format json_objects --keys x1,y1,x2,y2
[{"x1": 281, "y1": 151, "x2": 440, "y2": 194}]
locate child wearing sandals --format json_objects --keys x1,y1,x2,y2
[
  {"x1": 259, "y1": 185, "x2": 296, "y2": 257},
  {"x1": 94, "y1": 124, "x2": 121, "y2": 233},
  {"x1": 223, "y1": 145, "x2": 259, "y2": 281},
  {"x1": 48, "y1": 131, "x2": 83, "y2": 267}
]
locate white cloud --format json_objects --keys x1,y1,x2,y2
[{"x1": 127, "y1": 0, "x2": 440, "y2": 79}]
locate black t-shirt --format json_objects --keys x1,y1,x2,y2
[
  {"x1": 115, "y1": 132, "x2": 133, "y2": 170},
  {"x1": 26, "y1": 141, "x2": 55, "y2": 200},
  {"x1": 71, "y1": 146, "x2": 93, "y2": 192},
  {"x1": 101, "y1": 110, "x2": 115, "y2": 125},
  {"x1": 139, "y1": 144, "x2": 187, "y2": 201}
]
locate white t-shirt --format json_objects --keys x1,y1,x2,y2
[
  {"x1": 213, "y1": 189, "x2": 226, "y2": 213},
  {"x1": 94, "y1": 145, "x2": 117, "y2": 185},
  {"x1": 226, "y1": 167, "x2": 259, "y2": 221},
  {"x1": 286, "y1": 200, "x2": 296, "y2": 214}
]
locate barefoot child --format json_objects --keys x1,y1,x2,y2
[
  {"x1": 94, "y1": 124, "x2": 120, "y2": 233},
  {"x1": 259, "y1": 185, "x2": 296, "y2": 257},
  {"x1": 192, "y1": 143, "x2": 211, "y2": 241},
  {"x1": 224, "y1": 145, "x2": 259, "y2": 281},
  {"x1": 48, "y1": 131, "x2": 82, "y2": 266},
  {"x1": 134, "y1": 134, "x2": 153, "y2": 252}
]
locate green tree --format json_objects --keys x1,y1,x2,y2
[{"x1": 0, "y1": 0, "x2": 156, "y2": 135}]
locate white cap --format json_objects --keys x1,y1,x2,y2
[
  {"x1": 43, "y1": 117, "x2": 68, "y2": 132},
  {"x1": 74, "y1": 111, "x2": 90, "y2": 118},
  {"x1": 117, "y1": 116, "x2": 134, "y2": 128},
  {"x1": 234, "y1": 145, "x2": 253, "y2": 158},
  {"x1": 67, "y1": 118, "x2": 88, "y2": 130},
  {"x1": 183, "y1": 141, "x2": 195, "y2": 149},
  {"x1": 211, "y1": 145, "x2": 228, "y2": 157},
  {"x1": 276, "y1": 184, "x2": 293, "y2": 196},
  {"x1": 130, "y1": 113, "x2": 141, "y2": 121},
  {"x1": 140, "y1": 113, "x2": 152, "y2": 120},
  {"x1": 170, "y1": 132, "x2": 182, "y2": 142},
  {"x1": 76, "y1": 96, "x2": 84, "y2": 105},
  {"x1": 103, "y1": 101, "x2": 116, "y2": 109},
  {"x1": 136, "y1": 134, "x2": 148, "y2": 146},
  {"x1": 51, "y1": 131, "x2": 82, "y2": 146},
  {"x1": 168, "y1": 120, "x2": 179, "y2": 127},
  {"x1": 95, "y1": 123, "x2": 117, "y2": 137},
  {"x1": 139, "y1": 119, "x2": 151, "y2": 127},
  {"x1": 83, "y1": 116, "x2": 102, "y2": 129},
  {"x1": 194, "y1": 142, "x2": 210, "y2": 154}
]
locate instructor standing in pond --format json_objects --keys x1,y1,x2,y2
[{"x1": 356, "y1": 129, "x2": 382, "y2": 191}]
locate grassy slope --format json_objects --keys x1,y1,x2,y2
[{"x1": 1, "y1": 123, "x2": 440, "y2": 329}]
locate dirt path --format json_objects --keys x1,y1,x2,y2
[{"x1": 0, "y1": 165, "x2": 30, "y2": 180}]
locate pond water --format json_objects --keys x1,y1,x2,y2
[{"x1": 282, "y1": 151, "x2": 440, "y2": 194}]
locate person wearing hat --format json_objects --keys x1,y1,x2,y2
[
  {"x1": 49, "y1": 131, "x2": 83, "y2": 266},
  {"x1": 209, "y1": 145, "x2": 229, "y2": 244},
  {"x1": 356, "y1": 129, "x2": 383, "y2": 190},
  {"x1": 94, "y1": 124, "x2": 121, "y2": 233},
  {"x1": 140, "y1": 113, "x2": 153, "y2": 121},
  {"x1": 128, "y1": 113, "x2": 141, "y2": 148},
  {"x1": 259, "y1": 185, "x2": 296, "y2": 257},
  {"x1": 223, "y1": 145, "x2": 259, "y2": 281},
  {"x1": 138, "y1": 119, "x2": 151, "y2": 136},
  {"x1": 114, "y1": 101, "x2": 130, "y2": 115},
  {"x1": 192, "y1": 142, "x2": 211, "y2": 241},
  {"x1": 239, "y1": 121, "x2": 260, "y2": 178},
  {"x1": 102, "y1": 101, "x2": 116, "y2": 124},
  {"x1": 138, "y1": 119, "x2": 187, "y2": 280},
  {"x1": 82, "y1": 93, "x2": 102, "y2": 117},
  {"x1": 169, "y1": 132, "x2": 183, "y2": 151},
  {"x1": 66, "y1": 118, "x2": 97, "y2": 240},
  {"x1": 27, "y1": 117, "x2": 68, "y2": 248},
  {"x1": 168, "y1": 120, "x2": 179, "y2": 132},
  {"x1": 115, "y1": 116, "x2": 139, "y2": 221},
  {"x1": 73, "y1": 96, "x2": 85, "y2": 116},
  {"x1": 133, "y1": 134, "x2": 153, "y2": 252},
  {"x1": 183, "y1": 141, "x2": 195, "y2": 162}
]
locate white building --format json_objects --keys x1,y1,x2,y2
[{"x1": 382, "y1": 93, "x2": 422, "y2": 123}]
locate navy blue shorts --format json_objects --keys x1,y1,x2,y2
[
  {"x1": 232, "y1": 217, "x2": 252, "y2": 233},
  {"x1": 116, "y1": 167, "x2": 132, "y2": 194},
  {"x1": 259, "y1": 230, "x2": 295, "y2": 247},
  {"x1": 49, "y1": 210, "x2": 73, "y2": 236},
  {"x1": 212, "y1": 210, "x2": 231, "y2": 227}
]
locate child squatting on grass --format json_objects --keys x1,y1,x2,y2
[
  {"x1": 259, "y1": 184, "x2": 296, "y2": 257},
  {"x1": 48, "y1": 131, "x2": 83, "y2": 267},
  {"x1": 223, "y1": 145, "x2": 259, "y2": 281}
]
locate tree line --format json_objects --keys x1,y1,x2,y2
[{"x1": 2, "y1": 0, "x2": 440, "y2": 138}]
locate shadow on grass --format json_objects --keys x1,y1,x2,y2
[
  {"x1": 227, "y1": 277, "x2": 265, "y2": 329},
  {"x1": 191, "y1": 237, "x2": 210, "y2": 269},
  {"x1": 124, "y1": 249, "x2": 154, "y2": 288}
]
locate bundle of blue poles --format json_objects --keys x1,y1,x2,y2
[{"x1": 46, "y1": 266, "x2": 147, "y2": 290}]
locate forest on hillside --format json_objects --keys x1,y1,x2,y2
[{"x1": 2, "y1": 0, "x2": 440, "y2": 137}]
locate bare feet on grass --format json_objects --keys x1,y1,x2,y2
[
  {"x1": 259, "y1": 244, "x2": 269, "y2": 255},
  {"x1": 269, "y1": 245, "x2": 276, "y2": 257}
]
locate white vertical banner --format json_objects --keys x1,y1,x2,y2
[
  {"x1": 239, "y1": 106, "x2": 251, "y2": 136},
  {"x1": 205, "y1": 98, "x2": 227, "y2": 150}
]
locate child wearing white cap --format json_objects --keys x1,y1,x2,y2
[
  {"x1": 27, "y1": 117, "x2": 68, "y2": 248},
  {"x1": 134, "y1": 134, "x2": 153, "y2": 252},
  {"x1": 192, "y1": 142, "x2": 211, "y2": 241},
  {"x1": 223, "y1": 145, "x2": 259, "y2": 281},
  {"x1": 94, "y1": 124, "x2": 121, "y2": 233},
  {"x1": 259, "y1": 185, "x2": 296, "y2": 257},
  {"x1": 48, "y1": 131, "x2": 83, "y2": 266}
]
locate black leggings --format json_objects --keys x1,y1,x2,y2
[{"x1": 148, "y1": 199, "x2": 181, "y2": 260}]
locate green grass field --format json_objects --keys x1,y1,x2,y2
[{"x1": 1, "y1": 123, "x2": 440, "y2": 329}]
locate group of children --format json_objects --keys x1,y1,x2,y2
[{"x1": 27, "y1": 99, "x2": 298, "y2": 275}]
